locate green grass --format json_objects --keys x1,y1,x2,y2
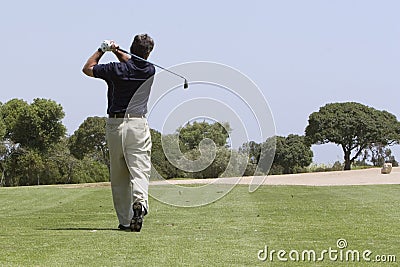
[{"x1": 0, "y1": 184, "x2": 399, "y2": 266}]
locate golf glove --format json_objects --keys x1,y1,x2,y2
[{"x1": 99, "y1": 40, "x2": 113, "y2": 52}]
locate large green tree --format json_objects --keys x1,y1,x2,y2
[
  {"x1": 0, "y1": 99, "x2": 67, "y2": 186},
  {"x1": 0, "y1": 113, "x2": 5, "y2": 141},
  {"x1": 239, "y1": 141, "x2": 261, "y2": 164},
  {"x1": 239, "y1": 141, "x2": 260, "y2": 176},
  {"x1": 0, "y1": 105, "x2": 5, "y2": 147},
  {"x1": 13, "y1": 149, "x2": 44, "y2": 186},
  {"x1": 305, "y1": 102, "x2": 400, "y2": 170},
  {"x1": 0, "y1": 111, "x2": 7, "y2": 185},
  {"x1": 150, "y1": 130, "x2": 183, "y2": 179},
  {"x1": 69, "y1": 116, "x2": 109, "y2": 168},
  {"x1": 0, "y1": 99, "x2": 30, "y2": 141},
  {"x1": 177, "y1": 121, "x2": 232, "y2": 178},
  {"x1": 0, "y1": 98, "x2": 66, "y2": 152},
  {"x1": 254, "y1": 135, "x2": 312, "y2": 175},
  {"x1": 151, "y1": 121, "x2": 234, "y2": 179},
  {"x1": 30, "y1": 98, "x2": 66, "y2": 151},
  {"x1": 272, "y1": 135, "x2": 313, "y2": 174},
  {"x1": 178, "y1": 121, "x2": 231, "y2": 152},
  {"x1": 0, "y1": 100, "x2": 111, "y2": 186},
  {"x1": 178, "y1": 146, "x2": 247, "y2": 178}
]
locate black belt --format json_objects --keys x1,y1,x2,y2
[{"x1": 108, "y1": 113, "x2": 145, "y2": 118}]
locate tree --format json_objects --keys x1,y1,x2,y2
[
  {"x1": 42, "y1": 137, "x2": 80, "y2": 184},
  {"x1": 239, "y1": 141, "x2": 261, "y2": 164},
  {"x1": 0, "y1": 100, "x2": 112, "y2": 186},
  {"x1": 16, "y1": 150, "x2": 44, "y2": 186},
  {"x1": 0, "y1": 98, "x2": 66, "y2": 152},
  {"x1": 176, "y1": 146, "x2": 247, "y2": 178},
  {"x1": 1, "y1": 147, "x2": 43, "y2": 186},
  {"x1": 0, "y1": 113, "x2": 7, "y2": 186},
  {"x1": 175, "y1": 121, "x2": 233, "y2": 178},
  {"x1": 30, "y1": 98, "x2": 66, "y2": 152},
  {"x1": 305, "y1": 102, "x2": 400, "y2": 170},
  {"x1": 258, "y1": 136, "x2": 277, "y2": 174},
  {"x1": 0, "y1": 99, "x2": 30, "y2": 141},
  {"x1": 68, "y1": 157, "x2": 109, "y2": 184},
  {"x1": 273, "y1": 135, "x2": 313, "y2": 174},
  {"x1": 360, "y1": 144, "x2": 398, "y2": 167},
  {"x1": 150, "y1": 121, "x2": 238, "y2": 179},
  {"x1": 256, "y1": 135, "x2": 312, "y2": 175},
  {"x1": 69, "y1": 116, "x2": 109, "y2": 168},
  {"x1": 178, "y1": 121, "x2": 231, "y2": 152},
  {"x1": 150, "y1": 129, "x2": 182, "y2": 179},
  {"x1": 0, "y1": 107, "x2": 5, "y2": 154},
  {"x1": 0, "y1": 114, "x2": 5, "y2": 141},
  {"x1": 242, "y1": 135, "x2": 311, "y2": 175},
  {"x1": 239, "y1": 141, "x2": 265, "y2": 176}
]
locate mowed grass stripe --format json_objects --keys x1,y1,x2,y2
[{"x1": 0, "y1": 185, "x2": 399, "y2": 266}]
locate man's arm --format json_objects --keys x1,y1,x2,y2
[
  {"x1": 82, "y1": 49, "x2": 104, "y2": 77},
  {"x1": 112, "y1": 49, "x2": 131, "y2": 63},
  {"x1": 100, "y1": 40, "x2": 131, "y2": 62}
]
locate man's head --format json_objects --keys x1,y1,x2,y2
[{"x1": 130, "y1": 34, "x2": 154, "y2": 59}]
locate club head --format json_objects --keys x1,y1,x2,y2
[{"x1": 184, "y1": 80, "x2": 189, "y2": 89}]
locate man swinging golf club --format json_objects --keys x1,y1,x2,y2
[{"x1": 82, "y1": 34, "x2": 155, "y2": 232}]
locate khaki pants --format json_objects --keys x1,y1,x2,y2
[{"x1": 106, "y1": 117, "x2": 151, "y2": 226}]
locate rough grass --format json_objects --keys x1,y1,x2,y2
[{"x1": 0, "y1": 184, "x2": 399, "y2": 266}]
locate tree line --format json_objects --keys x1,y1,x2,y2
[
  {"x1": 0, "y1": 99, "x2": 399, "y2": 186},
  {"x1": 0, "y1": 99, "x2": 108, "y2": 186}
]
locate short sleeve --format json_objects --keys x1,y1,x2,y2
[{"x1": 93, "y1": 62, "x2": 116, "y2": 80}]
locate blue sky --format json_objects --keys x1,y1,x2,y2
[{"x1": 0, "y1": 0, "x2": 399, "y2": 164}]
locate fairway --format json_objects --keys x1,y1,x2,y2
[{"x1": 0, "y1": 184, "x2": 399, "y2": 266}]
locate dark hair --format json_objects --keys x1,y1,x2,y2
[{"x1": 130, "y1": 34, "x2": 154, "y2": 59}]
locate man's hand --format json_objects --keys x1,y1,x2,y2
[
  {"x1": 100, "y1": 40, "x2": 130, "y2": 62},
  {"x1": 100, "y1": 40, "x2": 121, "y2": 52},
  {"x1": 111, "y1": 41, "x2": 131, "y2": 62},
  {"x1": 82, "y1": 41, "x2": 112, "y2": 77},
  {"x1": 110, "y1": 41, "x2": 119, "y2": 52},
  {"x1": 82, "y1": 39, "x2": 131, "y2": 77},
  {"x1": 100, "y1": 40, "x2": 113, "y2": 52}
]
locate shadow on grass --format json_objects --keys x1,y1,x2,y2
[{"x1": 38, "y1": 227, "x2": 119, "y2": 231}]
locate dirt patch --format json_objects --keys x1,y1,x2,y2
[
  {"x1": 51, "y1": 167, "x2": 400, "y2": 188},
  {"x1": 151, "y1": 167, "x2": 400, "y2": 186}
]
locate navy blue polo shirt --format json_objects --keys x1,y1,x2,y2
[{"x1": 93, "y1": 58, "x2": 155, "y2": 115}]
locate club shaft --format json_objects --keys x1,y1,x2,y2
[{"x1": 117, "y1": 48, "x2": 187, "y2": 81}]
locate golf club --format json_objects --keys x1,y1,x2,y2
[{"x1": 117, "y1": 48, "x2": 189, "y2": 89}]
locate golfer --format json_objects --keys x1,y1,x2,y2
[{"x1": 82, "y1": 34, "x2": 155, "y2": 232}]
